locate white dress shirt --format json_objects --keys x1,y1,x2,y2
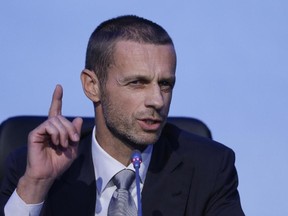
[
  {"x1": 91, "y1": 127, "x2": 152, "y2": 215},
  {"x1": 4, "y1": 126, "x2": 153, "y2": 216}
]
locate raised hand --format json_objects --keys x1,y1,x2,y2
[{"x1": 17, "y1": 85, "x2": 83, "y2": 203}]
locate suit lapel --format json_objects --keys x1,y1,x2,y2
[{"x1": 142, "y1": 127, "x2": 195, "y2": 216}]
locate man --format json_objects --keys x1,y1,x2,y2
[{"x1": 0, "y1": 15, "x2": 244, "y2": 215}]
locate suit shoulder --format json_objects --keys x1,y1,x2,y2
[{"x1": 162, "y1": 123, "x2": 235, "y2": 161}]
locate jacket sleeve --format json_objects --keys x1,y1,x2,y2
[
  {"x1": 0, "y1": 148, "x2": 27, "y2": 216},
  {"x1": 204, "y1": 148, "x2": 245, "y2": 216}
]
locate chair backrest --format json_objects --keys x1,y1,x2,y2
[{"x1": 0, "y1": 115, "x2": 212, "y2": 182}]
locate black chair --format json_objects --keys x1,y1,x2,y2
[{"x1": 0, "y1": 115, "x2": 212, "y2": 182}]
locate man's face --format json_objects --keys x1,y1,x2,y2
[{"x1": 100, "y1": 40, "x2": 176, "y2": 147}]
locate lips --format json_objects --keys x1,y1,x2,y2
[{"x1": 137, "y1": 118, "x2": 163, "y2": 131}]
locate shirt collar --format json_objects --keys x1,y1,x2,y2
[{"x1": 91, "y1": 127, "x2": 153, "y2": 194}]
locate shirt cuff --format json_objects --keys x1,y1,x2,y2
[{"x1": 4, "y1": 189, "x2": 44, "y2": 216}]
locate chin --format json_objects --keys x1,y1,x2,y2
[
  {"x1": 133, "y1": 133, "x2": 161, "y2": 146},
  {"x1": 122, "y1": 133, "x2": 160, "y2": 151}
]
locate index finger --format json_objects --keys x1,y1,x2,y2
[{"x1": 48, "y1": 84, "x2": 63, "y2": 118}]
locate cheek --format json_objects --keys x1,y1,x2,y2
[
  {"x1": 165, "y1": 92, "x2": 172, "y2": 102},
  {"x1": 118, "y1": 89, "x2": 145, "y2": 103},
  {"x1": 109, "y1": 90, "x2": 141, "y2": 113},
  {"x1": 163, "y1": 92, "x2": 172, "y2": 105},
  {"x1": 161, "y1": 94, "x2": 173, "y2": 114}
]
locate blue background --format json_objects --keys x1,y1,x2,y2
[{"x1": 1, "y1": 1, "x2": 287, "y2": 215}]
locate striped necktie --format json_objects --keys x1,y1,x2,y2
[{"x1": 108, "y1": 169, "x2": 137, "y2": 216}]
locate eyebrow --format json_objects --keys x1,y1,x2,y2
[
  {"x1": 161, "y1": 76, "x2": 176, "y2": 84},
  {"x1": 118, "y1": 74, "x2": 175, "y2": 84},
  {"x1": 117, "y1": 74, "x2": 152, "y2": 84}
]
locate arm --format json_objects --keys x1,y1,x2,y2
[
  {"x1": 0, "y1": 85, "x2": 83, "y2": 214},
  {"x1": 205, "y1": 149, "x2": 245, "y2": 216}
]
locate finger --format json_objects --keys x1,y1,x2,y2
[
  {"x1": 29, "y1": 120, "x2": 61, "y2": 146},
  {"x1": 48, "y1": 84, "x2": 63, "y2": 118},
  {"x1": 72, "y1": 117, "x2": 83, "y2": 141},
  {"x1": 54, "y1": 116, "x2": 83, "y2": 145},
  {"x1": 49, "y1": 116, "x2": 70, "y2": 148},
  {"x1": 30, "y1": 116, "x2": 82, "y2": 149}
]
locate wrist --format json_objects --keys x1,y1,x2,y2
[{"x1": 16, "y1": 174, "x2": 55, "y2": 204}]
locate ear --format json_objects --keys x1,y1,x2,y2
[{"x1": 81, "y1": 69, "x2": 101, "y2": 103}]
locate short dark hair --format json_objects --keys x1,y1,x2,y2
[{"x1": 85, "y1": 15, "x2": 174, "y2": 84}]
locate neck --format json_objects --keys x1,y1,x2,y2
[{"x1": 94, "y1": 108, "x2": 135, "y2": 166}]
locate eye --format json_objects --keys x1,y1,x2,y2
[
  {"x1": 128, "y1": 79, "x2": 147, "y2": 87},
  {"x1": 159, "y1": 80, "x2": 174, "y2": 91},
  {"x1": 130, "y1": 80, "x2": 141, "y2": 85}
]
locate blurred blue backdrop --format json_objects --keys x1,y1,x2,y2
[{"x1": 1, "y1": 1, "x2": 287, "y2": 215}]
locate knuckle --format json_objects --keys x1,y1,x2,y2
[{"x1": 27, "y1": 130, "x2": 36, "y2": 142}]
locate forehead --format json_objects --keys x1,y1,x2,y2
[{"x1": 111, "y1": 40, "x2": 176, "y2": 75}]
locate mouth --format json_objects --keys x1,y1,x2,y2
[{"x1": 137, "y1": 118, "x2": 163, "y2": 132}]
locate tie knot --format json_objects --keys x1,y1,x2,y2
[{"x1": 113, "y1": 169, "x2": 135, "y2": 190}]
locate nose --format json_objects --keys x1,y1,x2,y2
[{"x1": 144, "y1": 84, "x2": 165, "y2": 110}]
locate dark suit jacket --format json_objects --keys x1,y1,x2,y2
[{"x1": 0, "y1": 123, "x2": 244, "y2": 216}]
